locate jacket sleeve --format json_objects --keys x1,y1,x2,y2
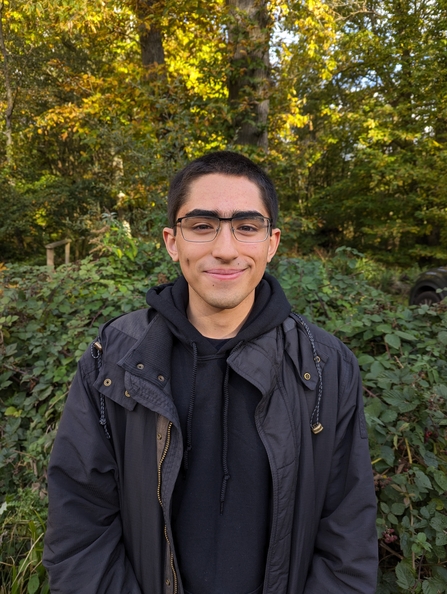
[
  {"x1": 303, "y1": 351, "x2": 378, "y2": 594},
  {"x1": 43, "y1": 356, "x2": 142, "y2": 594}
]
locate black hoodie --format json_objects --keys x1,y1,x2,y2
[{"x1": 146, "y1": 273, "x2": 291, "y2": 594}]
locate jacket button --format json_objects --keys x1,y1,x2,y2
[
  {"x1": 137, "y1": 363, "x2": 144, "y2": 370},
  {"x1": 314, "y1": 356, "x2": 321, "y2": 363},
  {"x1": 124, "y1": 390, "x2": 131, "y2": 398},
  {"x1": 157, "y1": 433, "x2": 162, "y2": 440},
  {"x1": 303, "y1": 372, "x2": 311, "y2": 380},
  {"x1": 165, "y1": 579, "x2": 171, "y2": 586},
  {"x1": 157, "y1": 375, "x2": 164, "y2": 382},
  {"x1": 103, "y1": 378, "x2": 112, "y2": 386}
]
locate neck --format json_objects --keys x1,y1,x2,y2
[{"x1": 186, "y1": 294, "x2": 255, "y2": 339}]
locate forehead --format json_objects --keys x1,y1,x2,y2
[{"x1": 179, "y1": 173, "x2": 267, "y2": 216}]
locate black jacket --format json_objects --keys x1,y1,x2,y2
[{"x1": 43, "y1": 282, "x2": 378, "y2": 594}]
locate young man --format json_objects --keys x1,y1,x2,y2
[{"x1": 43, "y1": 151, "x2": 378, "y2": 593}]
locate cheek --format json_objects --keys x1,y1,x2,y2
[
  {"x1": 255, "y1": 247, "x2": 270, "y2": 264},
  {"x1": 178, "y1": 247, "x2": 205, "y2": 268}
]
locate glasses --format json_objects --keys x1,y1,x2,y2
[{"x1": 175, "y1": 215, "x2": 272, "y2": 243}]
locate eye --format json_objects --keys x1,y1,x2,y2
[
  {"x1": 185, "y1": 217, "x2": 218, "y2": 233},
  {"x1": 192, "y1": 223, "x2": 214, "y2": 231},
  {"x1": 233, "y1": 218, "x2": 264, "y2": 234}
]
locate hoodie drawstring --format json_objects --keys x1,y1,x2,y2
[
  {"x1": 183, "y1": 340, "x2": 245, "y2": 514},
  {"x1": 183, "y1": 342, "x2": 198, "y2": 474},
  {"x1": 219, "y1": 340, "x2": 243, "y2": 513},
  {"x1": 220, "y1": 363, "x2": 231, "y2": 514}
]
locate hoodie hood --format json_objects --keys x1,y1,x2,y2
[{"x1": 145, "y1": 272, "x2": 292, "y2": 353}]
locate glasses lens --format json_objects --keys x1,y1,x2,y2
[
  {"x1": 179, "y1": 216, "x2": 270, "y2": 242},
  {"x1": 181, "y1": 217, "x2": 219, "y2": 242},
  {"x1": 232, "y1": 217, "x2": 270, "y2": 242}
]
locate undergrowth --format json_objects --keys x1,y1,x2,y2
[{"x1": 1, "y1": 239, "x2": 446, "y2": 593}]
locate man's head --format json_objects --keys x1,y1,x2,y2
[
  {"x1": 167, "y1": 151, "x2": 279, "y2": 228},
  {"x1": 163, "y1": 152, "x2": 281, "y2": 335}
]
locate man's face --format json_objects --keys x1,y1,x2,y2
[{"x1": 163, "y1": 173, "x2": 280, "y2": 318}]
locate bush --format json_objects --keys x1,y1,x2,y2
[
  {"x1": 273, "y1": 248, "x2": 447, "y2": 593},
  {"x1": 1, "y1": 246, "x2": 447, "y2": 592},
  {"x1": 0, "y1": 229, "x2": 177, "y2": 593}
]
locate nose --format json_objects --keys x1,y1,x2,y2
[{"x1": 211, "y1": 220, "x2": 239, "y2": 260}]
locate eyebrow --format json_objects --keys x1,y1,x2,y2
[{"x1": 182, "y1": 209, "x2": 268, "y2": 219}]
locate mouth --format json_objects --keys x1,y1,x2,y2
[{"x1": 205, "y1": 268, "x2": 246, "y2": 281}]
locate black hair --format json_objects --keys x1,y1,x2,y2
[{"x1": 167, "y1": 151, "x2": 278, "y2": 227}]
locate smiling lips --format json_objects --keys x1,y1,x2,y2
[{"x1": 205, "y1": 268, "x2": 246, "y2": 281}]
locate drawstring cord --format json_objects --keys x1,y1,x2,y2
[
  {"x1": 182, "y1": 340, "x2": 244, "y2": 514},
  {"x1": 183, "y1": 342, "x2": 198, "y2": 474},
  {"x1": 91, "y1": 339, "x2": 111, "y2": 440},
  {"x1": 219, "y1": 340, "x2": 243, "y2": 513},
  {"x1": 290, "y1": 313, "x2": 324, "y2": 434},
  {"x1": 220, "y1": 364, "x2": 231, "y2": 514}
]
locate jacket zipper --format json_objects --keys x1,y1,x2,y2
[
  {"x1": 157, "y1": 421, "x2": 172, "y2": 506},
  {"x1": 164, "y1": 525, "x2": 178, "y2": 594},
  {"x1": 157, "y1": 421, "x2": 178, "y2": 594}
]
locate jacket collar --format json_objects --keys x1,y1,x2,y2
[
  {"x1": 117, "y1": 313, "x2": 173, "y2": 391},
  {"x1": 116, "y1": 312, "x2": 325, "y2": 400}
]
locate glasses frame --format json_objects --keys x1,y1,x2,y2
[{"x1": 175, "y1": 215, "x2": 272, "y2": 243}]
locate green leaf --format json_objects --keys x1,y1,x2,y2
[
  {"x1": 391, "y1": 503, "x2": 406, "y2": 515},
  {"x1": 422, "y1": 451, "x2": 439, "y2": 468},
  {"x1": 387, "y1": 512, "x2": 398, "y2": 525},
  {"x1": 432, "y1": 566, "x2": 447, "y2": 584},
  {"x1": 357, "y1": 354, "x2": 375, "y2": 366},
  {"x1": 380, "y1": 409, "x2": 397, "y2": 423},
  {"x1": 395, "y1": 330, "x2": 417, "y2": 341},
  {"x1": 433, "y1": 470, "x2": 447, "y2": 492},
  {"x1": 435, "y1": 532, "x2": 447, "y2": 547},
  {"x1": 380, "y1": 445, "x2": 395, "y2": 466},
  {"x1": 414, "y1": 470, "x2": 433, "y2": 491},
  {"x1": 4, "y1": 406, "x2": 22, "y2": 418},
  {"x1": 395, "y1": 561, "x2": 416, "y2": 589},
  {"x1": 422, "y1": 576, "x2": 447, "y2": 594},
  {"x1": 385, "y1": 334, "x2": 401, "y2": 349},
  {"x1": 430, "y1": 513, "x2": 447, "y2": 532},
  {"x1": 27, "y1": 574, "x2": 40, "y2": 594},
  {"x1": 377, "y1": 324, "x2": 393, "y2": 334},
  {"x1": 435, "y1": 384, "x2": 447, "y2": 398},
  {"x1": 369, "y1": 360, "x2": 385, "y2": 379}
]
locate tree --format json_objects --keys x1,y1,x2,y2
[
  {"x1": 227, "y1": 0, "x2": 271, "y2": 149},
  {"x1": 0, "y1": 1, "x2": 14, "y2": 159},
  {"x1": 1, "y1": 0, "x2": 447, "y2": 265},
  {"x1": 276, "y1": 0, "x2": 447, "y2": 263},
  {"x1": 132, "y1": 0, "x2": 165, "y2": 67}
]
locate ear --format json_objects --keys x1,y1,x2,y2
[
  {"x1": 267, "y1": 228, "x2": 281, "y2": 263},
  {"x1": 163, "y1": 227, "x2": 179, "y2": 262}
]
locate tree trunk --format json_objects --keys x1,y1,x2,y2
[
  {"x1": 227, "y1": 0, "x2": 270, "y2": 150},
  {"x1": 132, "y1": 0, "x2": 165, "y2": 68},
  {"x1": 0, "y1": 1, "x2": 15, "y2": 161}
]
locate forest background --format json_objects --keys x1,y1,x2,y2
[{"x1": 1, "y1": 0, "x2": 447, "y2": 592}]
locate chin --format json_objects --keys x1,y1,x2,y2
[{"x1": 205, "y1": 292, "x2": 250, "y2": 311}]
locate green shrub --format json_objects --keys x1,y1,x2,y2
[
  {"x1": 274, "y1": 248, "x2": 447, "y2": 593},
  {"x1": 0, "y1": 229, "x2": 177, "y2": 593},
  {"x1": 1, "y1": 246, "x2": 447, "y2": 593}
]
